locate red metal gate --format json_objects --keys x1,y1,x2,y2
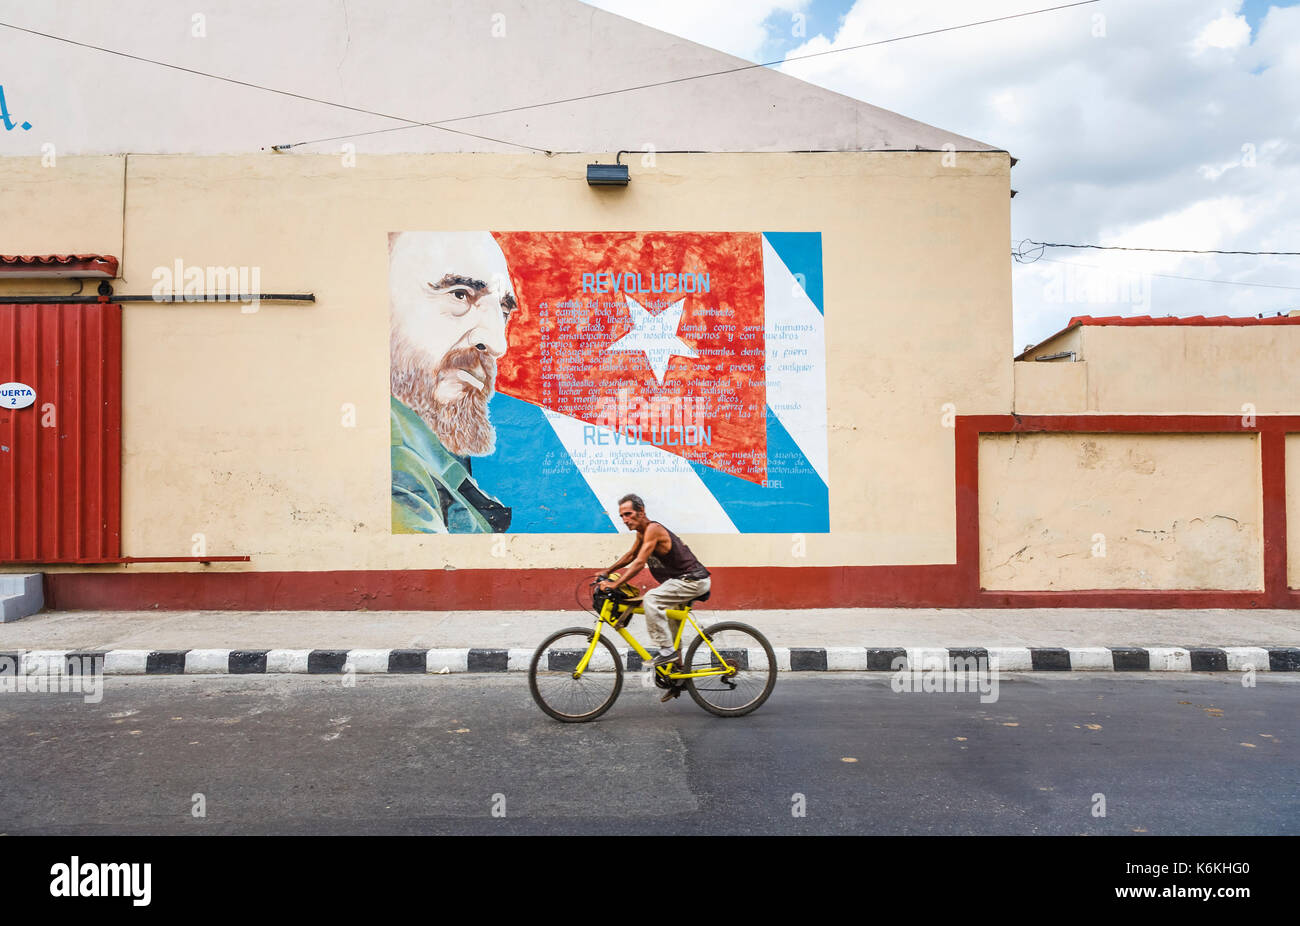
[{"x1": 0, "y1": 303, "x2": 122, "y2": 562}]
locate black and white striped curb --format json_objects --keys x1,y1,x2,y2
[{"x1": 2, "y1": 646, "x2": 1299, "y2": 675}]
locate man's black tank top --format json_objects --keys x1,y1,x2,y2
[{"x1": 645, "y1": 522, "x2": 710, "y2": 582}]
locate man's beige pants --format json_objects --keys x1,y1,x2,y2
[{"x1": 642, "y1": 577, "x2": 711, "y2": 652}]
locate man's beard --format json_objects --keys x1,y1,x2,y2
[{"x1": 391, "y1": 335, "x2": 497, "y2": 457}]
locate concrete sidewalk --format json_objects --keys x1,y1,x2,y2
[{"x1": 2, "y1": 607, "x2": 1298, "y2": 650}]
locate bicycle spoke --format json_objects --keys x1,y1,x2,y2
[
  {"x1": 529, "y1": 630, "x2": 623, "y2": 722},
  {"x1": 684, "y1": 624, "x2": 776, "y2": 716}
]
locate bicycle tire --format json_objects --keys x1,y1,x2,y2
[
  {"x1": 684, "y1": 621, "x2": 777, "y2": 717},
  {"x1": 528, "y1": 627, "x2": 624, "y2": 723}
]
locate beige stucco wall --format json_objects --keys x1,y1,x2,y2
[
  {"x1": 1013, "y1": 361, "x2": 1087, "y2": 414},
  {"x1": 1009, "y1": 324, "x2": 1298, "y2": 594},
  {"x1": 1016, "y1": 324, "x2": 1300, "y2": 414},
  {"x1": 979, "y1": 432, "x2": 1263, "y2": 590},
  {"x1": 3, "y1": 156, "x2": 126, "y2": 257},
  {"x1": 1, "y1": 150, "x2": 1012, "y2": 573}
]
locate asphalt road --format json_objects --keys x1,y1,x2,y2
[{"x1": 1, "y1": 672, "x2": 1296, "y2": 835}]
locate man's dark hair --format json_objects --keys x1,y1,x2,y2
[{"x1": 618, "y1": 493, "x2": 645, "y2": 512}]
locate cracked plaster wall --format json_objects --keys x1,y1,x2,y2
[{"x1": 978, "y1": 432, "x2": 1263, "y2": 590}]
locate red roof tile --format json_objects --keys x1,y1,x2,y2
[
  {"x1": 1068, "y1": 314, "x2": 1300, "y2": 327},
  {"x1": 0, "y1": 254, "x2": 119, "y2": 277},
  {"x1": 1018, "y1": 312, "x2": 1300, "y2": 359}
]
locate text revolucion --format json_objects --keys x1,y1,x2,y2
[{"x1": 582, "y1": 272, "x2": 710, "y2": 294}]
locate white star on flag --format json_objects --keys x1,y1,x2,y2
[{"x1": 609, "y1": 294, "x2": 698, "y2": 384}]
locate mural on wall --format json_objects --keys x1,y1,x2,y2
[{"x1": 389, "y1": 231, "x2": 828, "y2": 534}]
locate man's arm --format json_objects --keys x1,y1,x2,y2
[{"x1": 609, "y1": 524, "x2": 666, "y2": 586}]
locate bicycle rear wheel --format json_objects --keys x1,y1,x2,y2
[
  {"x1": 528, "y1": 627, "x2": 623, "y2": 723},
  {"x1": 683, "y1": 621, "x2": 777, "y2": 717}
]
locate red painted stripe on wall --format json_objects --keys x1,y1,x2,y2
[{"x1": 41, "y1": 565, "x2": 968, "y2": 611}]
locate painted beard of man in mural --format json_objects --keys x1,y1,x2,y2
[
  {"x1": 389, "y1": 232, "x2": 515, "y2": 456},
  {"x1": 389, "y1": 231, "x2": 516, "y2": 534}
]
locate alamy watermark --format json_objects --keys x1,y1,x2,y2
[
  {"x1": 1043, "y1": 263, "x2": 1151, "y2": 311},
  {"x1": 151, "y1": 259, "x2": 262, "y2": 312},
  {"x1": 50, "y1": 856, "x2": 150, "y2": 906},
  {"x1": 0, "y1": 653, "x2": 104, "y2": 703},
  {"x1": 891, "y1": 654, "x2": 1000, "y2": 703}
]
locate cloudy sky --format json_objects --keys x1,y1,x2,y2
[{"x1": 586, "y1": 0, "x2": 1300, "y2": 352}]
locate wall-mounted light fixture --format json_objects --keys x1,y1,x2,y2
[{"x1": 586, "y1": 163, "x2": 629, "y2": 186}]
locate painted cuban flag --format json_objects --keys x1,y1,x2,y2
[{"x1": 473, "y1": 232, "x2": 828, "y2": 533}]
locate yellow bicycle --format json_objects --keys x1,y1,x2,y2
[{"x1": 528, "y1": 574, "x2": 777, "y2": 722}]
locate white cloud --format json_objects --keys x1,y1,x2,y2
[
  {"x1": 1107, "y1": 197, "x2": 1252, "y2": 250},
  {"x1": 1191, "y1": 10, "x2": 1252, "y2": 52},
  {"x1": 989, "y1": 89, "x2": 1023, "y2": 125},
  {"x1": 587, "y1": 1, "x2": 1300, "y2": 347},
  {"x1": 768, "y1": 0, "x2": 1300, "y2": 345}
]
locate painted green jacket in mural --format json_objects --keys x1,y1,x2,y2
[{"x1": 390, "y1": 395, "x2": 512, "y2": 533}]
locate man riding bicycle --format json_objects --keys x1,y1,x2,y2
[{"x1": 598, "y1": 494, "x2": 712, "y2": 689}]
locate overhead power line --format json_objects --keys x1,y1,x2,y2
[
  {"x1": 271, "y1": 0, "x2": 1097, "y2": 150},
  {"x1": 274, "y1": 0, "x2": 1101, "y2": 150},
  {"x1": 1022, "y1": 255, "x2": 1300, "y2": 292},
  {"x1": 0, "y1": 1, "x2": 1098, "y2": 152},
  {"x1": 0, "y1": 19, "x2": 549, "y2": 153},
  {"x1": 1016, "y1": 239, "x2": 1300, "y2": 259}
]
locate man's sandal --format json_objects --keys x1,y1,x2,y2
[{"x1": 651, "y1": 649, "x2": 681, "y2": 669}]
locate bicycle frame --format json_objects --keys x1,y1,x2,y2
[{"x1": 571, "y1": 596, "x2": 737, "y2": 681}]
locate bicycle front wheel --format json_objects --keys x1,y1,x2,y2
[
  {"x1": 683, "y1": 621, "x2": 777, "y2": 717},
  {"x1": 528, "y1": 627, "x2": 624, "y2": 723}
]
